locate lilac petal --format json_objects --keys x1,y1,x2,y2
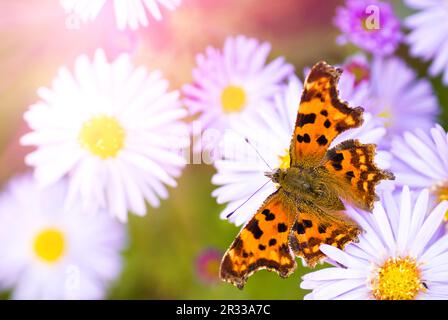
[
  {"x1": 302, "y1": 267, "x2": 366, "y2": 281},
  {"x1": 382, "y1": 190, "x2": 400, "y2": 236},
  {"x1": 333, "y1": 286, "x2": 371, "y2": 300},
  {"x1": 420, "y1": 234, "x2": 448, "y2": 262},
  {"x1": 320, "y1": 245, "x2": 366, "y2": 269},
  {"x1": 404, "y1": 132, "x2": 445, "y2": 176},
  {"x1": 372, "y1": 202, "x2": 395, "y2": 252},
  {"x1": 311, "y1": 279, "x2": 365, "y2": 300},
  {"x1": 410, "y1": 201, "x2": 448, "y2": 257},
  {"x1": 409, "y1": 189, "x2": 429, "y2": 238},
  {"x1": 300, "y1": 279, "x2": 334, "y2": 290},
  {"x1": 431, "y1": 125, "x2": 448, "y2": 173}
]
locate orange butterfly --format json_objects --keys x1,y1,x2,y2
[{"x1": 220, "y1": 61, "x2": 394, "y2": 289}]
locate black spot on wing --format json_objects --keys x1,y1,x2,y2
[
  {"x1": 332, "y1": 163, "x2": 343, "y2": 171},
  {"x1": 296, "y1": 113, "x2": 316, "y2": 127},
  {"x1": 293, "y1": 222, "x2": 305, "y2": 234},
  {"x1": 316, "y1": 135, "x2": 328, "y2": 146},
  {"x1": 327, "y1": 150, "x2": 344, "y2": 171},
  {"x1": 345, "y1": 170, "x2": 355, "y2": 182},
  {"x1": 297, "y1": 134, "x2": 311, "y2": 144},
  {"x1": 303, "y1": 134, "x2": 311, "y2": 143},
  {"x1": 232, "y1": 236, "x2": 243, "y2": 254},
  {"x1": 303, "y1": 219, "x2": 313, "y2": 228},
  {"x1": 328, "y1": 152, "x2": 344, "y2": 162},
  {"x1": 246, "y1": 219, "x2": 263, "y2": 239},
  {"x1": 316, "y1": 92, "x2": 325, "y2": 102},
  {"x1": 277, "y1": 223, "x2": 288, "y2": 233},
  {"x1": 261, "y1": 209, "x2": 275, "y2": 221},
  {"x1": 318, "y1": 224, "x2": 327, "y2": 234}
]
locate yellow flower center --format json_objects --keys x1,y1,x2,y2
[
  {"x1": 206, "y1": 259, "x2": 220, "y2": 277},
  {"x1": 221, "y1": 85, "x2": 246, "y2": 113},
  {"x1": 278, "y1": 149, "x2": 290, "y2": 169},
  {"x1": 430, "y1": 182, "x2": 448, "y2": 220},
  {"x1": 432, "y1": 182, "x2": 448, "y2": 201},
  {"x1": 378, "y1": 108, "x2": 393, "y2": 128},
  {"x1": 362, "y1": 17, "x2": 379, "y2": 32},
  {"x1": 79, "y1": 115, "x2": 126, "y2": 159},
  {"x1": 33, "y1": 228, "x2": 66, "y2": 263},
  {"x1": 345, "y1": 62, "x2": 370, "y2": 85},
  {"x1": 371, "y1": 257, "x2": 425, "y2": 300},
  {"x1": 378, "y1": 110, "x2": 391, "y2": 118}
]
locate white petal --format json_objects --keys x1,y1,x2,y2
[
  {"x1": 372, "y1": 202, "x2": 395, "y2": 252},
  {"x1": 410, "y1": 201, "x2": 448, "y2": 257},
  {"x1": 420, "y1": 234, "x2": 448, "y2": 262},
  {"x1": 303, "y1": 267, "x2": 366, "y2": 281},
  {"x1": 397, "y1": 186, "x2": 412, "y2": 254},
  {"x1": 320, "y1": 245, "x2": 366, "y2": 269},
  {"x1": 311, "y1": 279, "x2": 365, "y2": 300},
  {"x1": 409, "y1": 189, "x2": 429, "y2": 238}
]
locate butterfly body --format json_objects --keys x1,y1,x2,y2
[
  {"x1": 268, "y1": 166, "x2": 345, "y2": 212},
  {"x1": 220, "y1": 61, "x2": 394, "y2": 289}
]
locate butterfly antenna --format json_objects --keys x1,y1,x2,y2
[
  {"x1": 226, "y1": 180, "x2": 270, "y2": 218},
  {"x1": 244, "y1": 137, "x2": 273, "y2": 170}
]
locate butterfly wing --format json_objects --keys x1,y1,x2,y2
[
  {"x1": 284, "y1": 62, "x2": 393, "y2": 267},
  {"x1": 324, "y1": 139, "x2": 394, "y2": 212},
  {"x1": 289, "y1": 204, "x2": 361, "y2": 267},
  {"x1": 290, "y1": 61, "x2": 364, "y2": 166},
  {"x1": 220, "y1": 190, "x2": 297, "y2": 289}
]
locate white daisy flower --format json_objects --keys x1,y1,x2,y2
[
  {"x1": 0, "y1": 175, "x2": 125, "y2": 300},
  {"x1": 61, "y1": 0, "x2": 181, "y2": 30},
  {"x1": 183, "y1": 35, "x2": 294, "y2": 135},
  {"x1": 21, "y1": 49, "x2": 188, "y2": 222},
  {"x1": 301, "y1": 187, "x2": 448, "y2": 300},
  {"x1": 391, "y1": 124, "x2": 448, "y2": 206},
  {"x1": 404, "y1": 0, "x2": 448, "y2": 84},
  {"x1": 212, "y1": 73, "x2": 389, "y2": 226}
]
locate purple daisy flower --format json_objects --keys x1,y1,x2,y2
[
  {"x1": 334, "y1": 0, "x2": 403, "y2": 56},
  {"x1": 195, "y1": 248, "x2": 222, "y2": 284},
  {"x1": 342, "y1": 54, "x2": 371, "y2": 87}
]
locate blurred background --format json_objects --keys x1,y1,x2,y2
[{"x1": 0, "y1": 0, "x2": 442, "y2": 299}]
